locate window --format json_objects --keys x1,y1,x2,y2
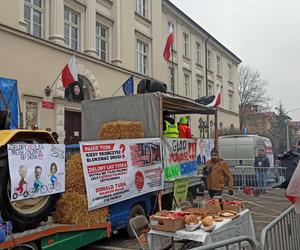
[
  {"x1": 136, "y1": 39, "x2": 148, "y2": 75},
  {"x1": 208, "y1": 84, "x2": 213, "y2": 96},
  {"x1": 228, "y1": 64, "x2": 232, "y2": 82},
  {"x1": 196, "y1": 42, "x2": 201, "y2": 64},
  {"x1": 183, "y1": 33, "x2": 189, "y2": 58},
  {"x1": 228, "y1": 92, "x2": 234, "y2": 111},
  {"x1": 136, "y1": 0, "x2": 146, "y2": 17},
  {"x1": 197, "y1": 79, "x2": 202, "y2": 98},
  {"x1": 217, "y1": 56, "x2": 221, "y2": 75},
  {"x1": 64, "y1": 8, "x2": 79, "y2": 51},
  {"x1": 168, "y1": 66, "x2": 175, "y2": 93},
  {"x1": 207, "y1": 50, "x2": 212, "y2": 70},
  {"x1": 24, "y1": 0, "x2": 42, "y2": 37},
  {"x1": 96, "y1": 23, "x2": 108, "y2": 62},
  {"x1": 184, "y1": 74, "x2": 190, "y2": 97}
]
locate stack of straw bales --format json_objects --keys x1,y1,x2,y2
[
  {"x1": 98, "y1": 120, "x2": 144, "y2": 140},
  {"x1": 53, "y1": 154, "x2": 108, "y2": 224}
]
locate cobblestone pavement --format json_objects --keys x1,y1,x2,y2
[{"x1": 83, "y1": 188, "x2": 291, "y2": 250}]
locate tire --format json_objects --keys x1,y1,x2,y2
[
  {"x1": 11, "y1": 242, "x2": 38, "y2": 250},
  {"x1": 126, "y1": 204, "x2": 145, "y2": 238},
  {"x1": 187, "y1": 191, "x2": 194, "y2": 206},
  {"x1": 0, "y1": 158, "x2": 59, "y2": 232}
]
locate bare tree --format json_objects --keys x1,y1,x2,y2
[{"x1": 238, "y1": 65, "x2": 270, "y2": 129}]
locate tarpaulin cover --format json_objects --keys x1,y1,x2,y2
[{"x1": 0, "y1": 77, "x2": 18, "y2": 129}]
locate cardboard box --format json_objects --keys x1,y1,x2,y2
[{"x1": 150, "y1": 215, "x2": 185, "y2": 232}]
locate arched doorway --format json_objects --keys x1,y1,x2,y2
[{"x1": 64, "y1": 75, "x2": 95, "y2": 144}]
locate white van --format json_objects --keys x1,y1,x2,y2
[{"x1": 218, "y1": 135, "x2": 274, "y2": 168}]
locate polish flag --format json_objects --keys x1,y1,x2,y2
[
  {"x1": 207, "y1": 85, "x2": 221, "y2": 108},
  {"x1": 286, "y1": 161, "x2": 300, "y2": 213},
  {"x1": 61, "y1": 55, "x2": 78, "y2": 88},
  {"x1": 163, "y1": 24, "x2": 174, "y2": 61}
]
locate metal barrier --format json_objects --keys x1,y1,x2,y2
[
  {"x1": 231, "y1": 166, "x2": 287, "y2": 190},
  {"x1": 191, "y1": 236, "x2": 257, "y2": 250},
  {"x1": 260, "y1": 205, "x2": 300, "y2": 250}
]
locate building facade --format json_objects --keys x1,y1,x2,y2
[{"x1": 0, "y1": 0, "x2": 241, "y2": 143}]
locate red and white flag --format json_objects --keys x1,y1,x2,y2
[
  {"x1": 61, "y1": 55, "x2": 78, "y2": 88},
  {"x1": 286, "y1": 161, "x2": 300, "y2": 213},
  {"x1": 163, "y1": 24, "x2": 174, "y2": 61},
  {"x1": 207, "y1": 85, "x2": 221, "y2": 108}
]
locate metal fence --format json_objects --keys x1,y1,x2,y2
[
  {"x1": 230, "y1": 166, "x2": 287, "y2": 190},
  {"x1": 260, "y1": 205, "x2": 300, "y2": 250},
  {"x1": 191, "y1": 236, "x2": 257, "y2": 250}
]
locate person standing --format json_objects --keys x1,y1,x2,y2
[
  {"x1": 178, "y1": 116, "x2": 192, "y2": 138},
  {"x1": 254, "y1": 149, "x2": 270, "y2": 193},
  {"x1": 203, "y1": 148, "x2": 233, "y2": 198}
]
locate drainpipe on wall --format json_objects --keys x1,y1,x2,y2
[{"x1": 204, "y1": 36, "x2": 209, "y2": 138}]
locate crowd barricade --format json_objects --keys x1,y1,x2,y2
[
  {"x1": 191, "y1": 236, "x2": 257, "y2": 250},
  {"x1": 260, "y1": 205, "x2": 300, "y2": 250},
  {"x1": 230, "y1": 166, "x2": 287, "y2": 190}
]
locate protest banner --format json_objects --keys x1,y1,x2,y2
[
  {"x1": 8, "y1": 144, "x2": 65, "y2": 201},
  {"x1": 172, "y1": 177, "x2": 189, "y2": 209},
  {"x1": 163, "y1": 138, "x2": 198, "y2": 181},
  {"x1": 80, "y1": 138, "x2": 163, "y2": 210}
]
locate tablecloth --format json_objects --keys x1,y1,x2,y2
[{"x1": 148, "y1": 209, "x2": 256, "y2": 250}]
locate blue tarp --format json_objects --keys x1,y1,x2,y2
[{"x1": 0, "y1": 77, "x2": 19, "y2": 129}]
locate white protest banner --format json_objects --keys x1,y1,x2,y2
[
  {"x1": 8, "y1": 144, "x2": 65, "y2": 201},
  {"x1": 163, "y1": 138, "x2": 198, "y2": 181},
  {"x1": 80, "y1": 138, "x2": 163, "y2": 210},
  {"x1": 196, "y1": 139, "x2": 215, "y2": 165}
]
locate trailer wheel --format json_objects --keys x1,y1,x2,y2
[
  {"x1": 11, "y1": 242, "x2": 38, "y2": 250},
  {"x1": 126, "y1": 204, "x2": 145, "y2": 238}
]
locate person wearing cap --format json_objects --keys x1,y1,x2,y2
[
  {"x1": 203, "y1": 148, "x2": 234, "y2": 198},
  {"x1": 163, "y1": 111, "x2": 179, "y2": 138},
  {"x1": 178, "y1": 116, "x2": 192, "y2": 139}
]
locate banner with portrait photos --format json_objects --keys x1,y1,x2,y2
[{"x1": 8, "y1": 144, "x2": 65, "y2": 201}]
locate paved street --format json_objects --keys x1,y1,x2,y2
[{"x1": 84, "y1": 188, "x2": 291, "y2": 250}]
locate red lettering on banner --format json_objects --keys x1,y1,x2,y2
[
  {"x1": 82, "y1": 144, "x2": 115, "y2": 152},
  {"x1": 88, "y1": 161, "x2": 128, "y2": 173},
  {"x1": 169, "y1": 152, "x2": 189, "y2": 162}
]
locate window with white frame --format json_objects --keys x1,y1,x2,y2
[
  {"x1": 196, "y1": 42, "x2": 201, "y2": 65},
  {"x1": 183, "y1": 33, "x2": 189, "y2": 58},
  {"x1": 136, "y1": 39, "x2": 148, "y2": 75},
  {"x1": 197, "y1": 79, "x2": 202, "y2": 98},
  {"x1": 64, "y1": 7, "x2": 79, "y2": 51},
  {"x1": 207, "y1": 50, "x2": 212, "y2": 70},
  {"x1": 184, "y1": 73, "x2": 190, "y2": 97},
  {"x1": 228, "y1": 64, "x2": 232, "y2": 82},
  {"x1": 168, "y1": 66, "x2": 175, "y2": 93},
  {"x1": 96, "y1": 23, "x2": 108, "y2": 62},
  {"x1": 24, "y1": 0, "x2": 43, "y2": 38},
  {"x1": 208, "y1": 83, "x2": 213, "y2": 96},
  {"x1": 228, "y1": 92, "x2": 234, "y2": 111},
  {"x1": 136, "y1": 0, "x2": 147, "y2": 17},
  {"x1": 217, "y1": 56, "x2": 221, "y2": 75}
]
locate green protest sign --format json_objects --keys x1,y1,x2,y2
[{"x1": 172, "y1": 177, "x2": 189, "y2": 210}]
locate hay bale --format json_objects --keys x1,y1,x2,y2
[
  {"x1": 53, "y1": 192, "x2": 108, "y2": 224},
  {"x1": 65, "y1": 153, "x2": 86, "y2": 194},
  {"x1": 98, "y1": 120, "x2": 144, "y2": 140}
]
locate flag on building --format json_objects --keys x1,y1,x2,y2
[
  {"x1": 163, "y1": 24, "x2": 174, "y2": 61},
  {"x1": 207, "y1": 85, "x2": 221, "y2": 108},
  {"x1": 122, "y1": 75, "x2": 134, "y2": 95},
  {"x1": 61, "y1": 55, "x2": 78, "y2": 88}
]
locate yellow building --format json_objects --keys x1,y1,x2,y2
[{"x1": 0, "y1": 0, "x2": 241, "y2": 143}]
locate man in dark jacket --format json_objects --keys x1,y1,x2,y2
[{"x1": 254, "y1": 149, "x2": 270, "y2": 193}]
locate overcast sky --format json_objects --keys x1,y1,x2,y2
[{"x1": 170, "y1": 0, "x2": 300, "y2": 120}]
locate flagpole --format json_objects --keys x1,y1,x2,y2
[{"x1": 171, "y1": 43, "x2": 175, "y2": 96}]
